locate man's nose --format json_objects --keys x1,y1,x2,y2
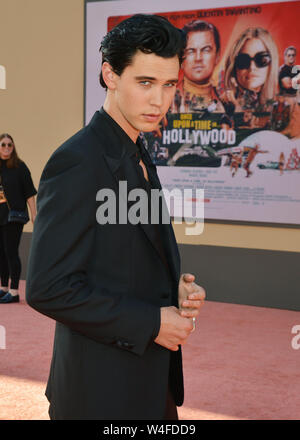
[
  {"x1": 195, "y1": 49, "x2": 203, "y2": 61},
  {"x1": 150, "y1": 87, "x2": 163, "y2": 107}
]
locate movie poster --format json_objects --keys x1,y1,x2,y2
[{"x1": 87, "y1": 0, "x2": 300, "y2": 225}]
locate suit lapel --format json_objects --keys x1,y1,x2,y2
[
  {"x1": 107, "y1": 153, "x2": 173, "y2": 274},
  {"x1": 90, "y1": 109, "x2": 175, "y2": 275}
]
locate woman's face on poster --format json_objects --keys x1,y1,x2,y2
[{"x1": 235, "y1": 37, "x2": 270, "y2": 93}]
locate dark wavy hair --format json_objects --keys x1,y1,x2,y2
[
  {"x1": 99, "y1": 14, "x2": 185, "y2": 89},
  {"x1": 0, "y1": 133, "x2": 21, "y2": 168}
]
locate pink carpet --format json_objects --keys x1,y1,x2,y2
[{"x1": 0, "y1": 280, "x2": 299, "y2": 420}]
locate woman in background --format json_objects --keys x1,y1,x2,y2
[
  {"x1": 224, "y1": 27, "x2": 279, "y2": 112},
  {"x1": 0, "y1": 133, "x2": 37, "y2": 303}
]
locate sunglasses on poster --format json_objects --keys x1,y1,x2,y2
[
  {"x1": 235, "y1": 51, "x2": 271, "y2": 70},
  {"x1": 0, "y1": 143, "x2": 13, "y2": 148}
]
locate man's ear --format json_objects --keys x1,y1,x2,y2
[{"x1": 102, "y1": 62, "x2": 117, "y2": 90}]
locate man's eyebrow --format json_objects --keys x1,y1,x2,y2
[
  {"x1": 186, "y1": 44, "x2": 213, "y2": 50},
  {"x1": 135, "y1": 76, "x2": 156, "y2": 81},
  {"x1": 135, "y1": 76, "x2": 178, "y2": 83}
]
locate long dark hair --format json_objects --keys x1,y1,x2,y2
[{"x1": 0, "y1": 133, "x2": 21, "y2": 168}]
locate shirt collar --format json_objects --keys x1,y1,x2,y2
[
  {"x1": 98, "y1": 107, "x2": 155, "y2": 168},
  {"x1": 99, "y1": 107, "x2": 139, "y2": 158}
]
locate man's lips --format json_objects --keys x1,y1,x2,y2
[{"x1": 142, "y1": 114, "x2": 161, "y2": 122}]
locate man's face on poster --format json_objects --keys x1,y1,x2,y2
[
  {"x1": 182, "y1": 30, "x2": 219, "y2": 85},
  {"x1": 285, "y1": 49, "x2": 296, "y2": 66}
]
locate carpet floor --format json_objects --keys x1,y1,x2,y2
[{"x1": 0, "y1": 280, "x2": 299, "y2": 420}]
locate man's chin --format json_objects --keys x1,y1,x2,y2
[
  {"x1": 139, "y1": 121, "x2": 163, "y2": 133},
  {"x1": 142, "y1": 127, "x2": 159, "y2": 133},
  {"x1": 191, "y1": 77, "x2": 211, "y2": 85}
]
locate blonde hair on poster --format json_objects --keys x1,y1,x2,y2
[{"x1": 224, "y1": 27, "x2": 279, "y2": 104}]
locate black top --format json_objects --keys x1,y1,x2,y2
[{"x1": 0, "y1": 159, "x2": 37, "y2": 225}]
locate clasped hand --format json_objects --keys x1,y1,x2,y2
[
  {"x1": 178, "y1": 273, "x2": 205, "y2": 318},
  {"x1": 154, "y1": 273, "x2": 205, "y2": 351}
]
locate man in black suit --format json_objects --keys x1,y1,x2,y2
[{"x1": 26, "y1": 14, "x2": 205, "y2": 420}]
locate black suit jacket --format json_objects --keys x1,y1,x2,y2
[{"x1": 26, "y1": 108, "x2": 183, "y2": 420}]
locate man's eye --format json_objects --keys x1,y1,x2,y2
[
  {"x1": 164, "y1": 83, "x2": 176, "y2": 88},
  {"x1": 140, "y1": 81, "x2": 151, "y2": 86}
]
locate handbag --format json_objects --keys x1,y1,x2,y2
[
  {"x1": 0, "y1": 172, "x2": 30, "y2": 225},
  {"x1": 7, "y1": 209, "x2": 29, "y2": 224}
]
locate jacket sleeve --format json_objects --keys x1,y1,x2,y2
[{"x1": 25, "y1": 145, "x2": 161, "y2": 356}]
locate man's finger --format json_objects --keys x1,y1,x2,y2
[
  {"x1": 180, "y1": 309, "x2": 202, "y2": 318},
  {"x1": 188, "y1": 290, "x2": 206, "y2": 301},
  {"x1": 182, "y1": 273, "x2": 195, "y2": 283},
  {"x1": 182, "y1": 300, "x2": 204, "y2": 309}
]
